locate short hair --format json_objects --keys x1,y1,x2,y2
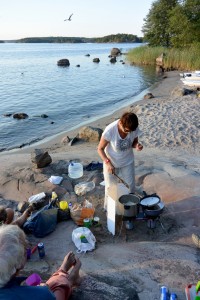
[
  {"x1": 120, "y1": 112, "x2": 138, "y2": 131},
  {"x1": 0, "y1": 225, "x2": 28, "y2": 287},
  {"x1": 0, "y1": 206, "x2": 7, "y2": 224}
]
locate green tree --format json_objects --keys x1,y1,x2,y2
[
  {"x1": 168, "y1": 0, "x2": 200, "y2": 47},
  {"x1": 168, "y1": 4, "x2": 191, "y2": 47},
  {"x1": 183, "y1": 0, "x2": 200, "y2": 43},
  {"x1": 142, "y1": 0, "x2": 179, "y2": 47}
]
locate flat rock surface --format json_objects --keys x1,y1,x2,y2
[{"x1": 0, "y1": 71, "x2": 200, "y2": 299}]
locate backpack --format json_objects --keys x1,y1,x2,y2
[{"x1": 23, "y1": 203, "x2": 58, "y2": 237}]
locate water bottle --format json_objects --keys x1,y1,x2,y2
[
  {"x1": 160, "y1": 286, "x2": 168, "y2": 300},
  {"x1": 68, "y1": 202, "x2": 72, "y2": 210},
  {"x1": 170, "y1": 293, "x2": 177, "y2": 300},
  {"x1": 68, "y1": 162, "x2": 83, "y2": 179}
]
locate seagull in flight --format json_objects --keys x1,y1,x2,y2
[{"x1": 64, "y1": 13, "x2": 73, "y2": 21}]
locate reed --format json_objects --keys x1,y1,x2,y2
[{"x1": 127, "y1": 45, "x2": 200, "y2": 71}]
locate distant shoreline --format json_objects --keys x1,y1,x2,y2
[{"x1": 0, "y1": 33, "x2": 143, "y2": 44}]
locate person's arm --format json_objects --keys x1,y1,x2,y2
[
  {"x1": 132, "y1": 137, "x2": 143, "y2": 151},
  {"x1": 12, "y1": 207, "x2": 32, "y2": 227},
  {"x1": 97, "y1": 137, "x2": 115, "y2": 173}
]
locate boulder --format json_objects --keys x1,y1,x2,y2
[
  {"x1": 111, "y1": 48, "x2": 121, "y2": 56},
  {"x1": 171, "y1": 87, "x2": 194, "y2": 97},
  {"x1": 57, "y1": 59, "x2": 70, "y2": 66},
  {"x1": 93, "y1": 58, "x2": 100, "y2": 63},
  {"x1": 31, "y1": 149, "x2": 52, "y2": 168},
  {"x1": 110, "y1": 57, "x2": 117, "y2": 63},
  {"x1": 156, "y1": 53, "x2": 165, "y2": 67},
  {"x1": 13, "y1": 113, "x2": 28, "y2": 119},
  {"x1": 143, "y1": 93, "x2": 154, "y2": 99},
  {"x1": 78, "y1": 126, "x2": 103, "y2": 142}
]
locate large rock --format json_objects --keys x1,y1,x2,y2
[
  {"x1": 171, "y1": 87, "x2": 194, "y2": 97},
  {"x1": 143, "y1": 93, "x2": 154, "y2": 99},
  {"x1": 156, "y1": 53, "x2": 164, "y2": 66},
  {"x1": 78, "y1": 126, "x2": 103, "y2": 142},
  {"x1": 111, "y1": 48, "x2": 121, "y2": 56},
  {"x1": 13, "y1": 113, "x2": 28, "y2": 119},
  {"x1": 31, "y1": 149, "x2": 52, "y2": 168},
  {"x1": 93, "y1": 58, "x2": 100, "y2": 63},
  {"x1": 110, "y1": 57, "x2": 117, "y2": 63},
  {"x1": 57, "y1": 59, "x2": 70, "y2": 66}
]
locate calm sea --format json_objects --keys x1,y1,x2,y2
[{"x1": 0, "y1": 43, "x2": 158, "y2": 151}]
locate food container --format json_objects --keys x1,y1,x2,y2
[{"x1": 119, "y1": 194, "x2": 140, "y2": 217}]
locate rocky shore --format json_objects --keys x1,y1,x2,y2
[{"x1": 0, "y1": 71, "x2": 200, "y2": 300}]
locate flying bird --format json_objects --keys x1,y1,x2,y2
[{"x1": 64, "y1": 13, "x2": 73, "y2": 21}]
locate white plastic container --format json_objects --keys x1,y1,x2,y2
[{"x1": 68, "y1": 162, "x2": 83, "y2": 179}]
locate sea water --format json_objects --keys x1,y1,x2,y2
[{"x1": 0, "y1": 42, "x2": 158, "y2": 151}]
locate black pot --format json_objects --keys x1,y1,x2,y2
[
  {"x1": 143, "y1": 201, "x2": 165, "y2": 218},
  {"x1": 140, "y1": 192, "x2": 161, "y2": 209}
]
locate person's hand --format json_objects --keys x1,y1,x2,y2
[
  {"x1": 107, "y1": 162, "x2": 115, "y2": 174},
  {"x1": 135, "y1": 143, "x2": 143, "y2": 151}
]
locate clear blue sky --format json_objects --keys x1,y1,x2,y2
[{"x1": 0, "y1": 0, "x2": 154, "y2": 40}]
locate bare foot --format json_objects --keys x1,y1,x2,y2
[
  {"x1": 68, "y1": 257, "x2": 82, "y2": 286},
  {"x1": 60, "y1": 251, "x2": 76, "y2": 272}
]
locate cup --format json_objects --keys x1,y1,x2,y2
[
  {"x1": 93, "y1": 216, "x2": 100, "y2": 225},
  {"x1": 83, "y1": 218, "x2": 91, "y2": 228},
  {"x1": 26, "y1": 273, "x2": 42, "y2": 286},
  {"x1": 59, "y1": 201, "x2": 68, "y2": 210}
]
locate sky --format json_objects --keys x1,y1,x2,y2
[{"x1": 0, "y1": 0, "x2": 154, "y2": 40}]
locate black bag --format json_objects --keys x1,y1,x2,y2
[
  {"x1": 23, "y1": 203, "x2": 58, "y2": 237},
  {"x1": 57, "y1": 208, "x2": 71, "y2": 222}
]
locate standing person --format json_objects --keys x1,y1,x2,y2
[
  {"x1": 0, "y1": 224, "x2": 82, "y2": 300},
  {"x1": 97, "y1": 112, "x2": 143, "y2": 210}
]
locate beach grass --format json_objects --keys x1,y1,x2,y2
[{"x1": 127, "y1": 44, "x2": 200, "y2": 71}]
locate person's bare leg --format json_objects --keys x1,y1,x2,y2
[
  {"x1": 5, "y1": 208, "x2": 14, "y2": 224},
  {"x1": 68, "y1": 257, "x2": 82, "y2": 286},
  {"x1": 60, "y1": 251, "x2": 76, "y2": 272}
]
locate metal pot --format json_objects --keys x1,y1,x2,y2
[
  {"x1": 140, "y1": 192, "x2": 161, "y2": 208},
  {"x1": 143, "y1": 201, "x2": 165, "y2": 218},
  {"x1": 119, "y1": 194, "x2": 140, "y2": 217}
]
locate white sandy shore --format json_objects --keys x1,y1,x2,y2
[{"x1": 0, "y1": 71, "x2": 200, "y2": 299}]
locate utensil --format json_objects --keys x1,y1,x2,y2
[{"x1": 113, "y1": 173, "x2": 129, "y2": 189}]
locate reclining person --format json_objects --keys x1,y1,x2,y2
[
  {"x1": 0, "y1": 224, "x2": 82, "y2": 300},
  {"x1": 0, "y1": 205, "x2": 33, "y2": 227}
]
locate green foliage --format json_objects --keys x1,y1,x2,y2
[
  {"x1": 143, "y1": 0, "x2": 200, "y2": 48},
  {"x1": 142, "y1": 0, "x2": 178, "y2": 47},
  {"x1": 94, "y1": 34, "x2": 143, "y2": 43},
  {"x1": 15, "y1": 34, "x2": 143, "y2": 44},
  {"x1": 127, "y1": 45, "x2": 200, "y2": 70}
]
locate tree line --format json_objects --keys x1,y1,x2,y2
[
  {"x1": 142, "y1": 0, "x2": 200, "y2": 48},
  {"x1": 0, "y1": 34, "x2": 142, "y2": 44}
]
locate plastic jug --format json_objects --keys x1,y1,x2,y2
[{"x1": 68, "y1": 162, "x2": 83, "y2": 179}]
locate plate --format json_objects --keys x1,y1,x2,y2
[{"x1": 140, "y1": 196, "x2": 160, "y2": 207}]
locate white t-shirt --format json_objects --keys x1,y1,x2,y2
[{"x1": 102, "y1": 119, "x2": 139, "y2": 168}]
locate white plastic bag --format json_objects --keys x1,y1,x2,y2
[
  {"x1": 74, "y1": 181, "x2": 95, "y2": 196},
  {"x1": 72, "y1": 227, "x2": 96, "y2": 253}
]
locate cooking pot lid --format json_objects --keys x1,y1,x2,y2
[{"x1": 140, "y1": 196, "x2": 160, "y2": 207}]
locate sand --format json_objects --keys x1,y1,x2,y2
[{"x1": 0, "y1": 71, "x2": 200, "y2": 299}]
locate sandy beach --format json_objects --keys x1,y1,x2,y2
[{"x1": 0, "y1": 71, "x2": 200, "y2": 299}]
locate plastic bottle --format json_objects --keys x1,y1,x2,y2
[
  {"x1": 160, "y1": 286, "x2": 168, "y2": 300},
  {"x1": 68, "y1": 202, "x2": 72, "y2": 210},
  {"x1": 68, "y1": 162, "x2": 83, "y2": 179}
]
